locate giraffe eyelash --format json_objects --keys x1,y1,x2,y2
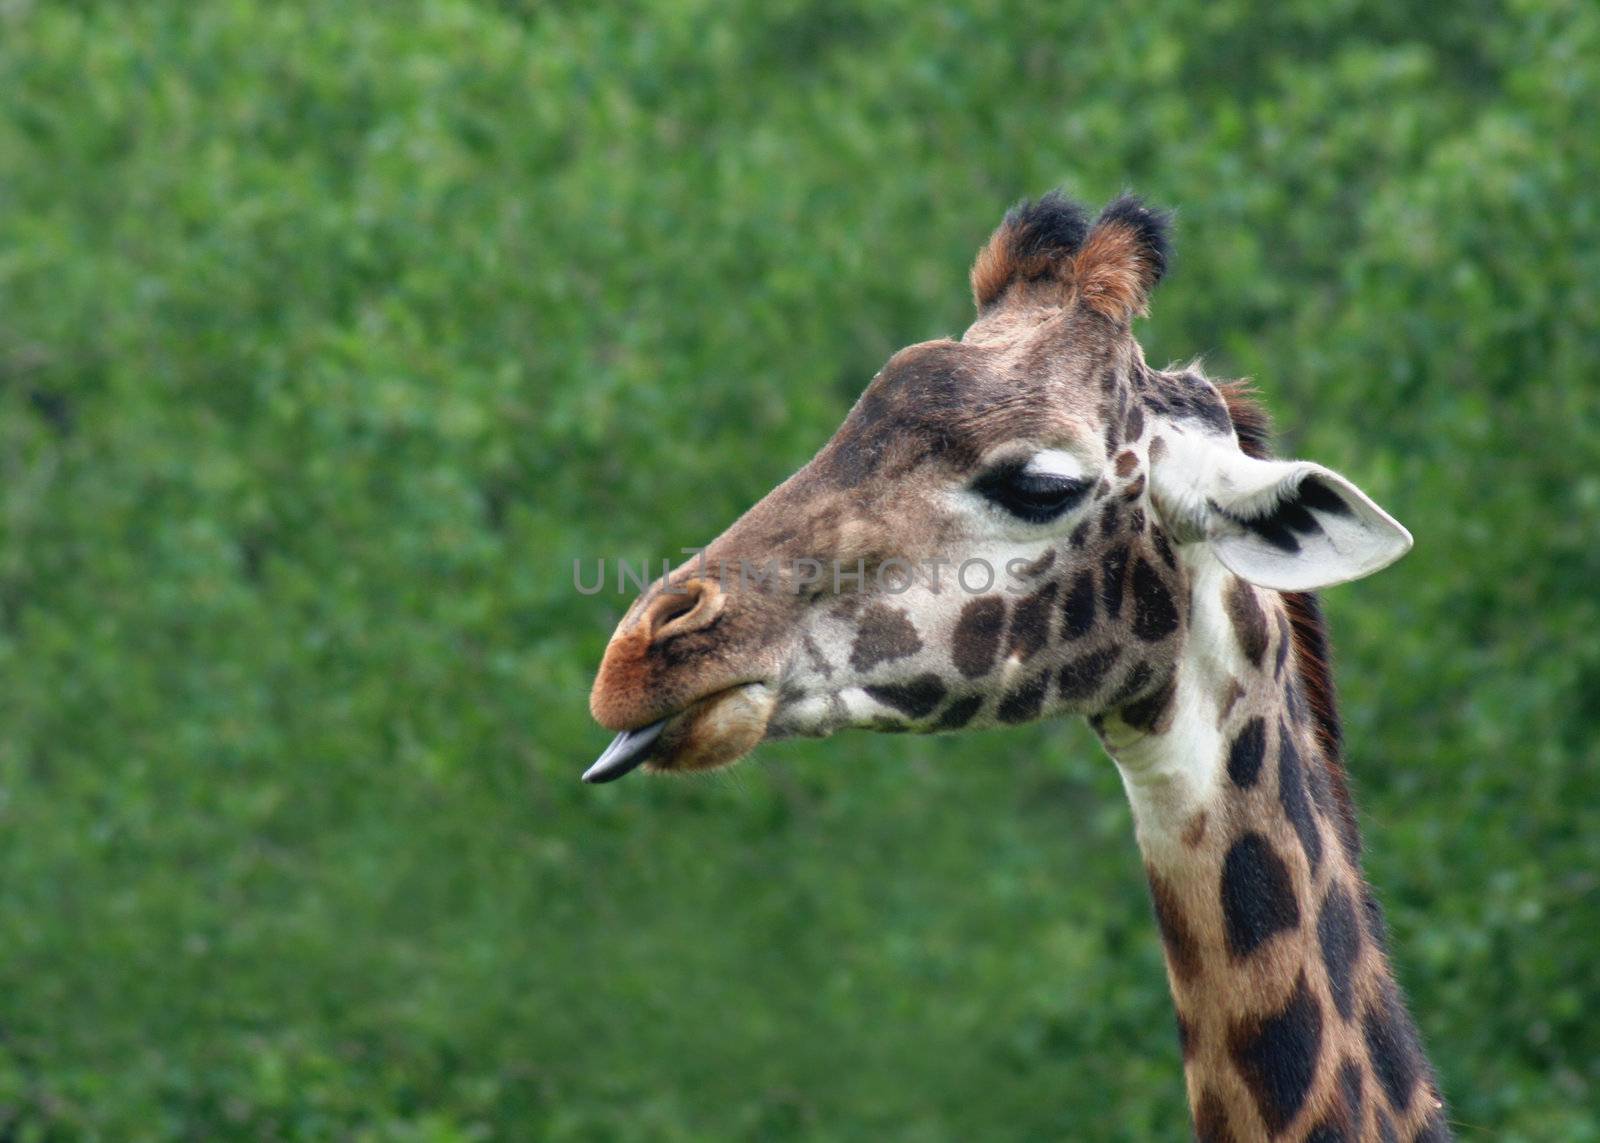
[{"x1": 972, "y1": 462, "x2": 1092, "y2": 524}]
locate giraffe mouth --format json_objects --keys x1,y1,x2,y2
[{"x1": 582, "y1": 683, "x2": 777, "y2": 783}]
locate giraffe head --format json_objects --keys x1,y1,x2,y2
[{"x1": 585, "y1": 194, "x2": 1410, "y2": 781}]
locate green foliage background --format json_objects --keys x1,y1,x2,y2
[{"x1": 2, "y1": 1, "x2": 1597, "y2": 1139}]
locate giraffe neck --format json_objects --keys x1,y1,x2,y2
[{"x1": 1098, "y1": 556, "x2": 1450, "y2": 1142}]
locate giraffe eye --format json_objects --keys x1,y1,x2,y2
[{"x1": 973, "y1": 462, "x2": 1091, "y2": 524}]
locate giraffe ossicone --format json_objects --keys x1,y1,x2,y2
[{"x1": 585, "y1": 192, "x2": 1452, "y2": 1141}]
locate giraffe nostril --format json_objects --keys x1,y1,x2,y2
[{"x1": 648, "y1": 580, "x2": 723, "y2": 638}]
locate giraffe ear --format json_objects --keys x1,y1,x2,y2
[
  {"x1": 1151, "y1": 436, "x2": 1413, "y2": 591},
  {"x1": 1071, "y1": 195, "x2": 1171, "y2": 321},
  {"x1": 970, "y1": 193, "x2": 1170, "y2": 319}
]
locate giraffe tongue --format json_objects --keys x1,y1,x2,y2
[{"x1": 582, "y1": 718, "x2": 669, "y2": 783}]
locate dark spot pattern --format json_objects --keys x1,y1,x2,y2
[
  {"x1": 1305, "y1": 1122, "x2": 1347, "y2": 1143},
  {"x1": 1121, "y1": 670, "x2": 1175, "y2": 732},
  {"x1": 1377, "y1": 1109, "x2": 1398, "y2": 1143},
  {"x1": 1130, "y1": 557, "x2": 1180, "y2": 641},
  {"x1": 1070, "y1": 518, "x2": 1092, "y2": 548},
  {"x1": 1299, "y1": 475, "x2": 1354, "y2": 517},
  {"x1": 1364, "y1": 979, "x2": 1427, "y2": 1113},
  {"x1": 997, "y1": 671, "x2": 1049, "y2": 723},
  {"x1": 1124, "y1": 403, "x2": 1145, "y2": 442},
  {"x1": 1060, "y1": 647, "x2": 1120, "y2": 701},
  {"x1": 1306, "y1": 747, "x2": 1336, "y2": 815},
  {"x1": 1318, "y1": 884, "x2": 1362, "y2": 1022},
  {"x1": 1229, "y1": 971, "x2": 1324, "y2": 1134},
  {"x1": 1194, "y1": 1088, "x2": 1234, "y2": 1143},
  {"x1": 1101, "y1": 544, "x2": 1130, "y2": 618},
  {"x1": 1274, "y1": 611, "x2": 1291, "y2": 678},
  {"x1": 864, "y1": 674, "x2": 947, "y2": 719},
  {"x1": 801, "y1": 635, "x2": 834, "y2": 678},
  {"x1": 1122, "y1": 474, "x2": 1146, "y2": 500},
  {"x1": 1279, "y1": 722, "x2": 1324, "y2": 872},
  {"x1": 1221, "y1": 833, "x2": 1301, "y2": 958},
  {"x1": 1169, "y1": 373, "x2": 1235, "y2": 435},
  {"x1": 1106, "y1": 660, "x2": 1154, "y2": 706},
  {"x1": 934, "y1": 694, "x2": 983, "y2": 730},
  {"x1": 1099, "y1": 500, "x2": 1121, "y2": 540},
  {"x1": 1285, "y1": 678, "x2": 1307, "y2": 725},
  {"x1": 1339, "y1": 1059, "x2": 1365, "y2": 1135},
  {"x1": 1060, "y1": 569, "x2": 1097, "y2": 640},
  {"x1": 1007, "y1": 581, "x2": 1058, "y2": 662},
  {"x1": 1238, "y1": 511, "x2": 1301, "y2": 554},
  {"x1": 1016, "y1": 548, "x2": 1056, "y2": 579},
  {"x1": 1115, "y1": 449, "x2": 1138, "y2": 476},
  {"x1": 1153, "y1": 527, "x2": 1177, "y2": 570},
  {"x1": 1362, "y1": 885, "x2": 1392, "y2": 954},
  {"x1": 1227, "y1": 717, "x2": 1267, "y2": 788},
  {"x1": 1177, "y1": 1011, "x2": 1195, "y2": 1061},
  {"x1": 952, "y1": 596, "x2": 1007, "y2": 678},
  {"x1": 1148, "y1": 870, "x2": 1200, "y2": 983},
  {"x1": 1219, "y1": 678, "x2": 1244, "y2": 724},
  {"x1": 850, "y1": 604, "x2": 922, "y2": 671},
  {"x1": 1224, "y1": 577, "x2": 1268, "y2": 667}
]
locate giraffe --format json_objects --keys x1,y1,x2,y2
[{"x1": 584, "y1": 192, "x2": 1452, "y2": 1142}]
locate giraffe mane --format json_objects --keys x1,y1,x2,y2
[{"x1": 1219, "y1": 379, "x2": 1364, "y2": 861}]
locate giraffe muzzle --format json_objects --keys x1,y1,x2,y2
[{"x1": 582, "y1": 717, "x2": 670, "y2": 783}]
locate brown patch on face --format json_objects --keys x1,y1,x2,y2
[
  {"x1": 1182, "y1": 810, "x2": 1208, "y2": 848},
  {"x1": 850, "y1": 604, "x2": 922, "y2": 672},
  {"x1": 996, "y1": 670, "x2": 1050, "y2": 723},
  {"x1": 1059, "y1": 646, "x2": 1120, "y2": 701},
  {"x1": 1007, "y1": 580, "x2": 1059, "y2": 662},
  {"x1": 1060, "y1": 568, "x2": 1096, "y2": 640},
  {"x1": 1115, "y1": 449, "x2": 1139, "y2": 476},
  {"x1": 952, "y1": 595, "x2": 1007, "y2": 678},
  {"x1": 1121, "y1": 474, "x2": 1146, "y2": 500},
  {"x1": 1224, "y1": 577, "x2": 1269, "y2": 668},
  {"x1": 1147, "y1": 434, "x2": 1167, "y2": 462}
]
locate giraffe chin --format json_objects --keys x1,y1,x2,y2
[
  {"x1": 647, "y1": 683, "x2": 777, "y2": 774},
  {"x1": 585, "y1": 684, "x2": 776, "y2": 782}
]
